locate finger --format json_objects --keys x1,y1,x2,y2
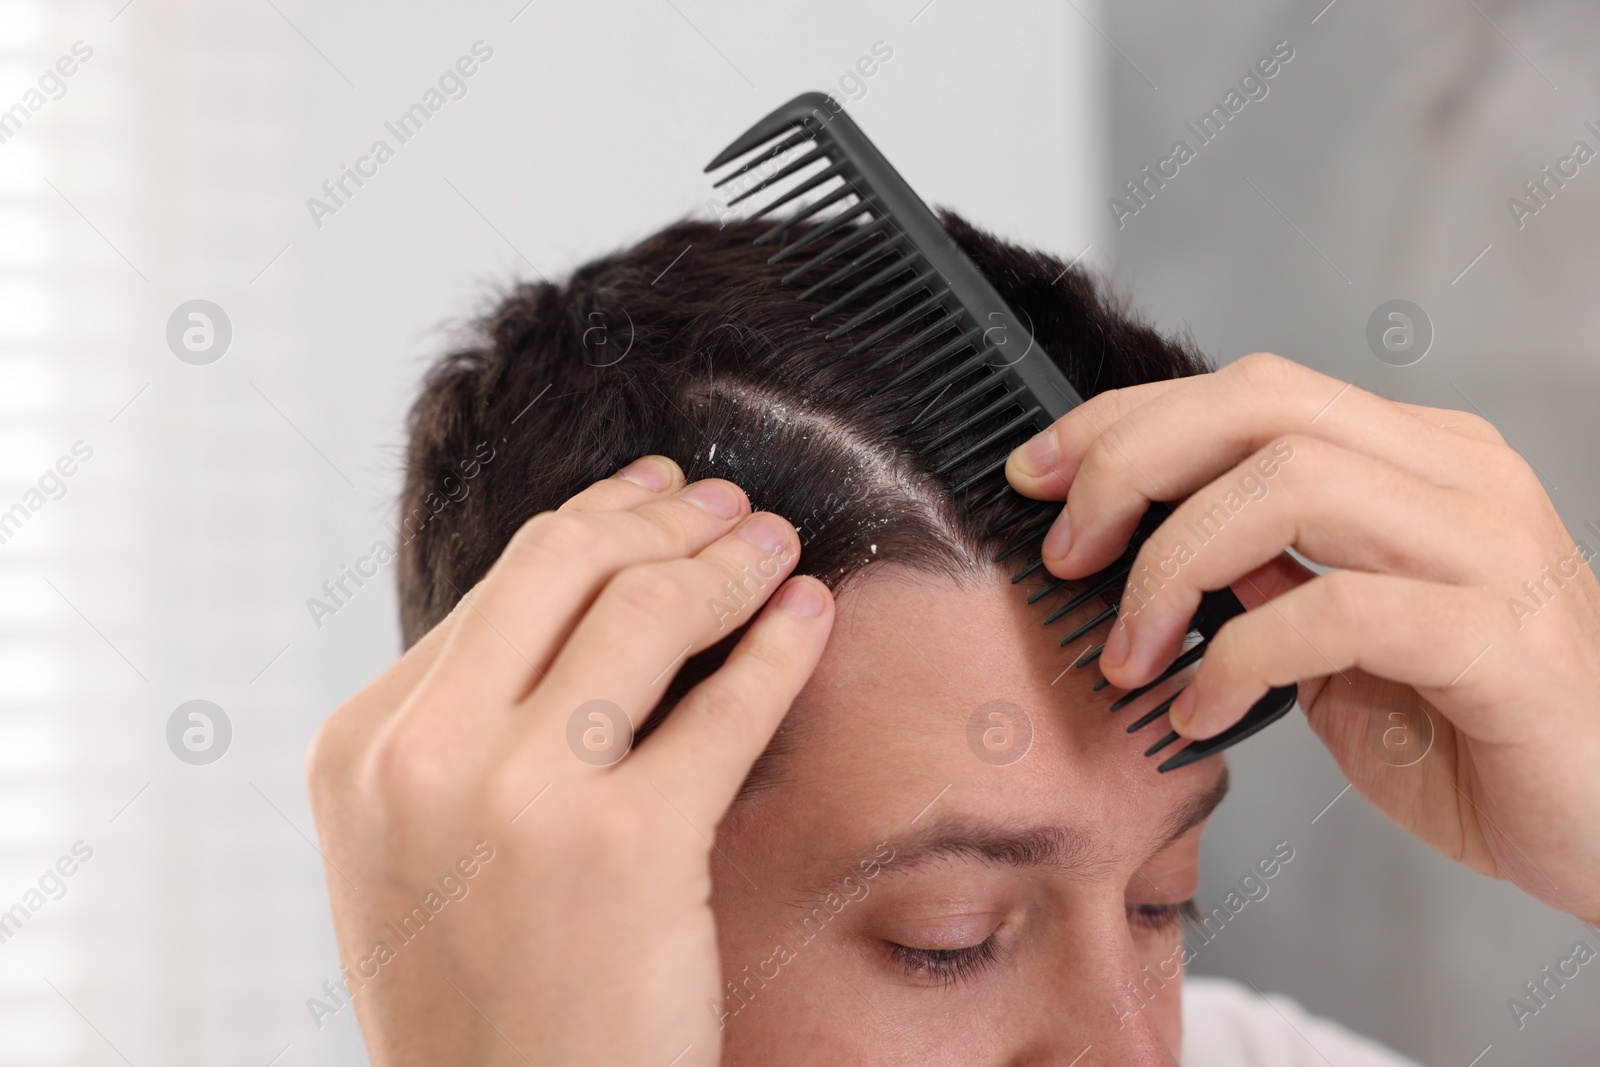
[
  {"x1": 382, "y1": 476, "x2": 759, "y2": 785},
  {"x1": 414, "y1": 455, "x2": 679, "y2": 706},
  {"x1": 1393, "y1": 401, "x2": 1508, "y2": 446},
  {"x1": 624, "y1": 575, "x2": 834, "y2": 824},
  {"x1": 558, "y1": 454, "x2": 685, "y2": 512},
  {"x1": 1015, "y1": 354, "x2": 1497, "y2": 578},
  {"x1": 1167, "y1": 571, "x2": 1507, "y2": 743},
  {"x1": 1232, "y1": 554, "x2": 1315, "y2": 610},
  {"x1": 345, "y1": 457, "x2": 682, "y2": 730},
  {"x1": 1102, "y1": 436, "x2": 1506, "y2": 688},
  {"x1": 516, "y1": 510, "x2": 803, "y2": 748},
  {"x1": 1005, "y1": 378, "x2": 1184, "y2": 499},
  {"x1": 438, "y1": 475, "x2": 754, "y2": 703}
]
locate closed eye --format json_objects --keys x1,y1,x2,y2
[
  {"x1": 886, "y1": 899, "x2": 1196, "y2": 985},
  {"x1": 1128, "y1": 898, "x2": 1199, "y2": 933},
  {"x1": 886, "y1": 935, "x2": 1000, "y2": 986}
]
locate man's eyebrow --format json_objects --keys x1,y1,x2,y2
[
  {"x1": 1155, "y1": 763, "x2": 1230, "y2": 855},
  {"x1": 859, "y1": 822, "x2": 1108, "y2": 885},
  {"x1": 814, "y1": 765, "x2": 1230, "y2": 893}
]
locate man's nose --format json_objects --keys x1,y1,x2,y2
[
  {"x1": 1003, "y1": 926, "x2": 1183, "y2": 1066},
  {"x1": 1006, "y1": 1011, "x2": 1179, "y2": 1067}
]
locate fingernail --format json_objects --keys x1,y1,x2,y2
[
  {"x1": 1042, "y1": 511, "x2": 1072, "y2": 560},
  {"x1": 1169, "y1": 687, "x2": 1198, "y2": 735},
  {"x1": 738, "y1": 513, "x2": 791, "y2": 554},
  {"x1": 681, "y1": 479, "x2": 746, "y2": 519},
  {"x1": 1103, "y1": 616, "x2": 1129, "y2": 668},
  {"x1": 1011, "y1": 429, "x2": 1059, "y2": 479},
  {"x1": 776, "y1": 578, "x2": 825, "y2": 617},
  {"x1": 616, "y1": 456, "x2": 674, "y2": 492}
]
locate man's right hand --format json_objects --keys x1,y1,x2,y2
[{"x1": 306, "y1": 455, "x2": 835, "y2": 1066}]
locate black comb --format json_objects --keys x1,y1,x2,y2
[{"x1": 705, "y1": 93, "x2": 1297, "y2": 772}]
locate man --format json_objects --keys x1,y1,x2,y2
[{"x1": 306, "y1": 214, "x2": 1600, "y2": 1064}]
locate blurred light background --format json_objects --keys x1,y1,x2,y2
[{"x1": 0, "y1": 0, "x2": 1593, "y2": 1063}]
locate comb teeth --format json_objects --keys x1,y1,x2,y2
[
  {"x1": 1057, "y1": 605, "x2": 1118, "y2": 649},
  {"x1": 1109, "y1": 643, "x2": 1205, "y2": 712},
  {"x1": 993, "y1": 498, "x2": 1054, "y2": 535},
  {"x1": 811, "y1": 254, "x2": 920, "y2": 321},
  {"x1": 994, "y1": 516, "x2": 1056, "y2": 565},
  {"x1": 1041, "y1": 567, "x2": 1127, "y2": 626},
  {"x1": 876, "y1": 327, "x2": 984, "y2": 396},
  {"x1": 1027, "y1": 577, "x2": 1070, "y2": 606},
  {"x1": 824, "y1": 268, "x2": 940, "y2": 339},
  {"x1": 707, "y1": 92, "x2": 1298, "y2": 772},
  {"x1": 712, "y1": 127, "x2": 813, "y2": 188},
  {"x1": 795, "y1": 234, "x2": 906, "y2": 301},
  {"x1": 848, "y1": 291, "x2": 951, "y2": 359},
  {"x1": 930, "y1": 406, "x2": 1040, "y2": 477},
  {"x1": 1145, "y1": 731, "x2": 1182, "y2": 758},
  {"x1": 772, "y1": 203, "x2": 879, "y2": 264},
  {"x1": 725, "y1": 145, "x2": 829, "y2": 206},
  {"x1": 902, "y1": 344, "x2": 1004, "y2": 411},
  {"x1": 918, "y1": 384, "x2": 1033, "y2": 457},
  {"x1": 759, "y1": 184, "x2": 860, "y2": 247},
  {"x1": 1127, "y1": 692, "x2": 1183, "y2": 734},
  {"x1": 861, "y1": 315, "x2": 961, "y2": 377},
  {"x1": 749, "y1": 158, "x2": 849, "y2": 221},
  {"x1": 951, "y1": 453, "x2": 1009, "y2": 495},
  {"x1": 1008, "y1": 555, "x2": 1047, "y2": 585},
  {"x1": 909, "y1": 368, "x2": 1010, "y2": 430}
]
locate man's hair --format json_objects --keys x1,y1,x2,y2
[{"x1": 398, "y1": 213, "x2": 1207, "y2": 710}]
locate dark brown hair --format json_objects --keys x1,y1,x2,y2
[{"x1": 397, "y1": 213, "x2": 1208, "y2": 711}]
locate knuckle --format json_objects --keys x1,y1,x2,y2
[
  {"x1": 1203, "y1": 616, "x2": 1248, "y2": 676},
  {"x1": 606, "y1": 562, "x2": 694, "y2": 622},
  {"x1": 1453, "y1": 410, "x2": 1506, "y2": 446},
  {"x1": 1256, "y1": 434, "x2": 1310, "y2": 481},
  {"x1": 1064, "y1": 389, "x2": 1109, "y2": 425},
  {"x1": 304, "y1": 714, "x2": 347, "y2": 807},
  {"x1": 1490, "y1": 441, "x2": 1539, "y2": 491},
  {"x1": 638, "y1": 490, "x2": 728, "y2": 549},
  {"x1": 1265, "y1": 431, "x2": 1307, "y2": 455},
  {"x1": 741, "y1": 625, "x2": 803, "y2": 683},
  {"x1": 1232, "y1": 351, "x2": 1288, "y2": 384},
  {"x1": 687, "y1": 682, "x2": 757, "y2": 740},
  {"x1": 305, "y1": 692, "x2": 382, "y2": 808},
  {"x1": 366, "y1": 718, "x2": 446, "y2": 812},
  {"x1": 507, "y1": 510, "x2": 604, "y2": 571},
  {"x1": 1080, "y1": 434, "x2": 1129, "y2": 485},
  {"x1": 1122, "y1": 544, "x2": 1170, "y2": 616},
  {"x1": 1229, "y1": 352, "x2": 1304, "y2": 402},
  {"x1": 722, "y1": 539, "x2": 798, "y2": 594},
  {"x1": 1208, "y1": 613, "x2": 1292, "y2": 691},
  {"x1": 1080, "y1": 386, "x2": 1131, "y2": 423}
]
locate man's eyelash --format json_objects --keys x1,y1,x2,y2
[
  {"x1": 889, "y1": 900, "x2": 1196, "y2": 984},
  {"x1": 1128, "y1": 898, "x2": 1201, "y2": 932},
  {"x1": 886, "y1": 935, "x2": 1000, "y2": 986}
]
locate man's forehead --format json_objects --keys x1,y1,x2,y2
[
  {"x1": 729, "y1": 567, "x2": 1217, "y2": 854},
  {"x1": 787, "y1": 568, "x2": 1107, "y2": 723},
  {"x1": 751, "y1": 581, "x2": 1164, "y2": 769}
]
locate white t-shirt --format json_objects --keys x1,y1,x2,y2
[{"x1": 1183, "y1": 976, "x2": 1424, "y2": 1067}]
